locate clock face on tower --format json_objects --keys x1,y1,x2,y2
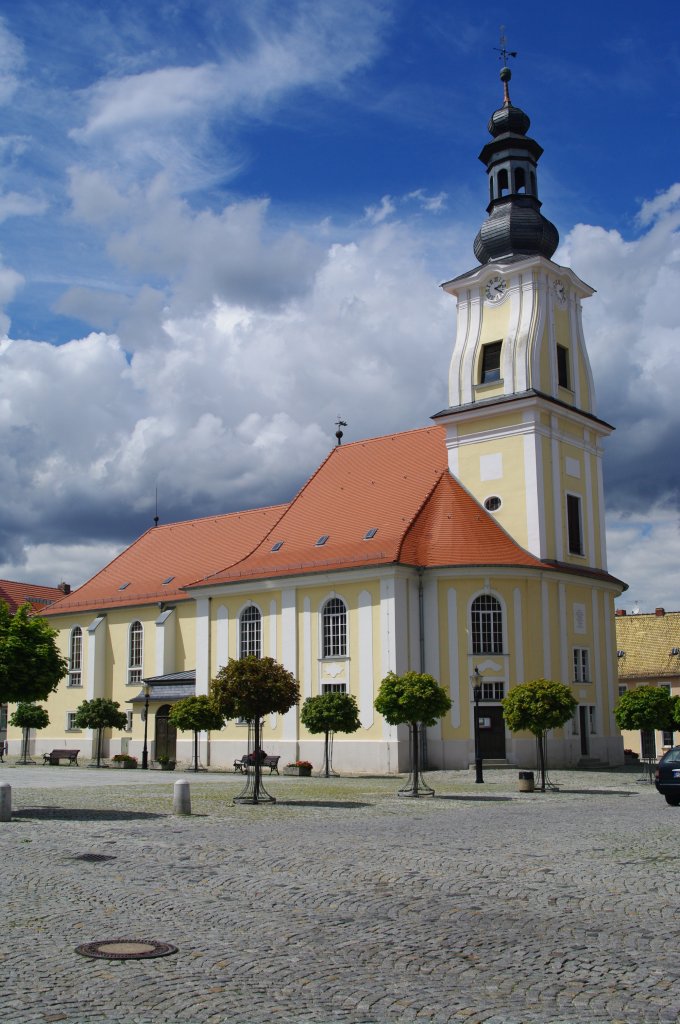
[
  {"x1": 553, "y1": 278, "x2": 567, "y2": 306},
  {"x1": 484, "y1": 275, "x2": 507, "y2": 302}
]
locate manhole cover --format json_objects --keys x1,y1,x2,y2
[
  {"x1": 72, "y1": 854, "x2": 116, "y2": 863},
  {"x1": 75, "y1": 939, "x2": 178, "y2": 960}
]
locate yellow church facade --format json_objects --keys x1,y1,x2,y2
[{"x1": 9, "y1": 66, "x2": 626, "y2": 772}]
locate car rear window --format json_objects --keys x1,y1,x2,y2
[{"x1": 662, "y1": 747, "x2": 680, "y2": 765}]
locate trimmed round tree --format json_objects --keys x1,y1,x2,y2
[
  {"x1": 0, "y1": 602, "x2": 67, "y2": 705},
  {"x1": 211, "y1": 656, "x2": 300, "y2": 804},
  {"x1": 374, "y1": 671, "x2": 451, "y2": 797},
  {"x1": 9, "y1": 702, "x2": 49, "y2": 765},
  {"x1": 169, "y1": 695, "x2": 226, "y2": 772},
  {"x1": 73, "y1": 698, "x2": 128, "y2": 768},
  {"x1": 615, "y1": 685, "x2": 674, "y2": 782},
  {"x1": 300, "y1": 692, "x2": 361, "y2": 776},
  {"x1": 502, "y1": 679, "x2": 577, "y2": 792}
]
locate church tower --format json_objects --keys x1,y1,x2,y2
[{"x1": 433, "y1": 64, "x2": 611, "y2": 574}]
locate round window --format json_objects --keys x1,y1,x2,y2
[{"x1": 484, "y1": 495, "x2": 502, "y2": 512}]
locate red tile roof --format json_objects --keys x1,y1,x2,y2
[
  {"x1": 44, "y1": 425, "x2": 569, "y2": 616},
  {"x1": 195, "y1": 426, "x2": 542, "y2": 586},
  {"x1": 44, "y1": 505, "x2": 286, "y2": 615},
  {"x1": 0, "y1": 579, "x2": 66, "y2": 614}
]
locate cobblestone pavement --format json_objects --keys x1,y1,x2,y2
[{"x1": 1, "y1": 763, "x2": 677, "y2": 1024}]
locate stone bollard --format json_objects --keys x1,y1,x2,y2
[
  {"x1": 173, "y1": 778, "x2": 191, "y2": 816},
  {"x1": 0, "y1": 781, "x2": 11, "y2": 822}
]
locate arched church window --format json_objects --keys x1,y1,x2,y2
[
  {"x1": 471, "y1": 595, "x2": 503, "y2": 655},
  {"x1": 497, "y1": 168, "x2": 509, "y2": 196},
  {"x1": 68, "y1": 627, "x2": 82, "y2": 687},
  {"x1": 240, "y1": 605, "x2": 262, "y2": 658},
  {"x1": 128, "y1": 621, "x2": 143, "y2": 686},
  {"x1": 514, "y1": 167, "x2": 526, "y2": 193},
  {"x1": 322, "y1": 597, "x2": 347, "y2": 658}
]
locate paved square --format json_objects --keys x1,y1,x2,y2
[{"x1": 1, "y1": 764, "x2": 676, "y2": 1024}]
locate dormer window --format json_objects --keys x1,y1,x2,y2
[{"x1": 480, "y1": 341, "x2": 502, "y2": 384}]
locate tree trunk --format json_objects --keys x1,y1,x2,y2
[
  {"x1": 412, "y1": 722, "x2": 420, "y2": 798},
  {"x1": 96, "y1": 728, "x2": 103, "y2": 768},
  {"x1": 194, "y1": 729, "x2": 199, "y2": 771},
  {"x1": 324, "y1": 729, "x2": 330, "y2": 777},
  {"x1": 537, "y1": 730, "x2": 546, "y2": 792}
]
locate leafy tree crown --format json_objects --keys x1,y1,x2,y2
[
  {"x1": 9, "y1": 702, "x2": 50, "y2": 730},
  {"x1": 614, "y1": 685, "x2": 674, "y2": 732},
  {"x1": 168, "y1": 695, "x2": 226, "y2": 733},
  {"x1": 0, "y1": 603, "x2": 68, "y2": 704},
  {"x1": 73, "y1": 698, "x2": 128, "y2": 731},
  {"x1": 374, "y1": 671, "x2": 451, "y2": 727},
  {"x1": 502, "y1": 679, "x2": 577, "y2": 736},
  {"x1": 210, "y1": 656, "x2": 300, "y2": 720},
  {"x1": 300, "y1": 692, "x2": 361, "y2": 735}
]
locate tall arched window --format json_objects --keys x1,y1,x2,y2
[
  {"x1": 68, "y1": 626, "x2": 82, "y2": 687},
  {"x1": 322, "y1": 597, "x2": 347, "y2": 658},
  {"x1": 240, "y1": 605, "x2": 262, "y2": 658},
  {"x1": 471, "y1": 595, "x2": 503, "y2": 655},
  {"x1": 128, "y1": 620, "x2": 143, "y2": 685}
]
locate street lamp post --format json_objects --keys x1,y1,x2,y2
[
  {"x1": 141, "y1": 682, "x2": 151, "y2": 770},
  {"x1": 472, "y1": 668, "x2": 484, "y2": 784}
]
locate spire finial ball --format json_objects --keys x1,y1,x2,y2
[{"x1": 500, "y1": 66, "x2": 512, "y2": 82}]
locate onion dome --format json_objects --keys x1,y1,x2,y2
[{"x1": 473, "y1": 66, "x2": 558, "y2": 264}]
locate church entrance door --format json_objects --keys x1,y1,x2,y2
[
  {"x1": 478, "y1": 706, "x2": 506, "y2": 759},
  {"x1": 155, "y1": 705, "x2": 177, "y2": 761}
]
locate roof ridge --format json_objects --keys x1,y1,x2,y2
[
  {"x1": 332, "y1": 424, "x2": 442, "y2": 451},
  {"x1": 396, "y1": 469, "x2": 449, "y2": 562}
]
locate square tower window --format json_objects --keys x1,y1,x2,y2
[{"x1": 480, "y1": 341, "x2": 502, "y2": 384}]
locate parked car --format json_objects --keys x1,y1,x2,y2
[{"x1": 655, "y1": 746, "x2": 680, "y2": 805}]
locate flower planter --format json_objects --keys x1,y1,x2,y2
[
  {"x1": 283, "y1": 766, "x2": 312, "y2": 777},
  {"x1": 158, "y1": 761, "x2": 176, "y2": 771},
  {"x1": 113, "y1": 761, "x2": 137, "y2": 769}
]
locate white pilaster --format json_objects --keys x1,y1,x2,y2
[
  {"x1": 195, "y1": 597, "x2": 210, "y2": 696},
  {"x1": 447, "y1": 588, "x2": 460, "y2": 728},
  {"x1": 541, "y1": 580, "x2": 551, "y2": 679},
  {"x1": 513, "y1": 587, "x2": 524, "y2": 684},
  {"x1": 358, "y1": 589, "x2": 374, "y2": 729},
  {"x1": 558, "y1": 584, "x2": 568, "y2": 686},
  {"x1": 302, "y1": 597, "x2": 311, "y2": 699},
  {"x1": 216, "y1": 605, "x2": 229, "y2": 672},
  {"x1": 281, "y1": 588, "x2": 297, "y2": 742},
  {"x1": 155, "y1": 608, "x2": 176, "y2": 676},
  {"x1": 86, "y1": 615, "x2": 106, "y2": 700}
]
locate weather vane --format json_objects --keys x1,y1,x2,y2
[
  {"x1": 335, "y1": 417, "x2": 347, "y2": 446},
  {"x1": 495, "y1": 26, "x2": 517, "y2": 67},
  {"x1": 495, "y1": 26, "x2": 517, "y2": 104}
]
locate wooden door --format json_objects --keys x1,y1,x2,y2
[
  {"x1": 155, "y1": 705, "x2": 177, "y2": 760},
  {"x1": 478, "y1": 706, "x2": 506, "y2": 759}
]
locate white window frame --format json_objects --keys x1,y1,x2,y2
[
  {"x1": 321, "y1": 682, "x2": 347, "y2": 694},
  {"x1": 573, "y1": 648, "x2": 590, "y2": 683},
  {"x1": 239, "y1": 605, "x2": 262, "y2": 658},
  {"x1": 65, "y1": 712, "x2": 80, "y2": 732},
  {"x1": 470, "y1": 594, "x2": 504, "y2": 655},
  {"x1": 128, "y1": 621, "x2": 143, "y2": 686},
  {"x1": 321, "y1": 597, "x2": 348, "y2": 659},
  {"x1": 124, "y1": 710, "x2": 133, "y2": 732},
  {"x1": 68, "y1": 626, "x2": 83, "y2": 687}
]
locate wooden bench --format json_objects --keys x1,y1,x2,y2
[
  {"x1": 43, "y1": 748, "x2": 80, "y2": 766},
  {"x1": 233, "y1": 754, "x2": 280, "y2": 774}
]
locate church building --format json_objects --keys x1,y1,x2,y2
[{"x1": 14, "y1": 66, "x2": 627, "y2": 771}]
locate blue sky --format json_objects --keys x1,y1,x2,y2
[{"x1": 0, "y1": 0, "x2": 678, "y2": 611}]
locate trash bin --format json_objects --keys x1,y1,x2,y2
[{"x1": 518, "y1": 770, "x2": 535, "y2": 793}]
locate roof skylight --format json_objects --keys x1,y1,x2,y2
[
  {"x1": 162, "y1": 576, "x2": 175, "y2": 585},
  {"x1": 118, "y1": 582, "x2": 130, "y2": 591},
  {"x1": 271, "y1": 541, "x2": 284, "y2": 552},
  {"x1": 364, "y1": 528, "x2": 378, "y2": 540},
  {"x1": 315, "y1": 535, "x2": 329, "y2": 547}
]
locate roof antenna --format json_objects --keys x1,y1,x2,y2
[
  {"x1": 335, "y1": 417, "x2": 347, "y2": 446},
  {"x1": 495, "y1": 26, "x2": 517, "y2": 105},
  {"x1": 153, "y1": 486, "x2": 159, "y2": 527}
]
